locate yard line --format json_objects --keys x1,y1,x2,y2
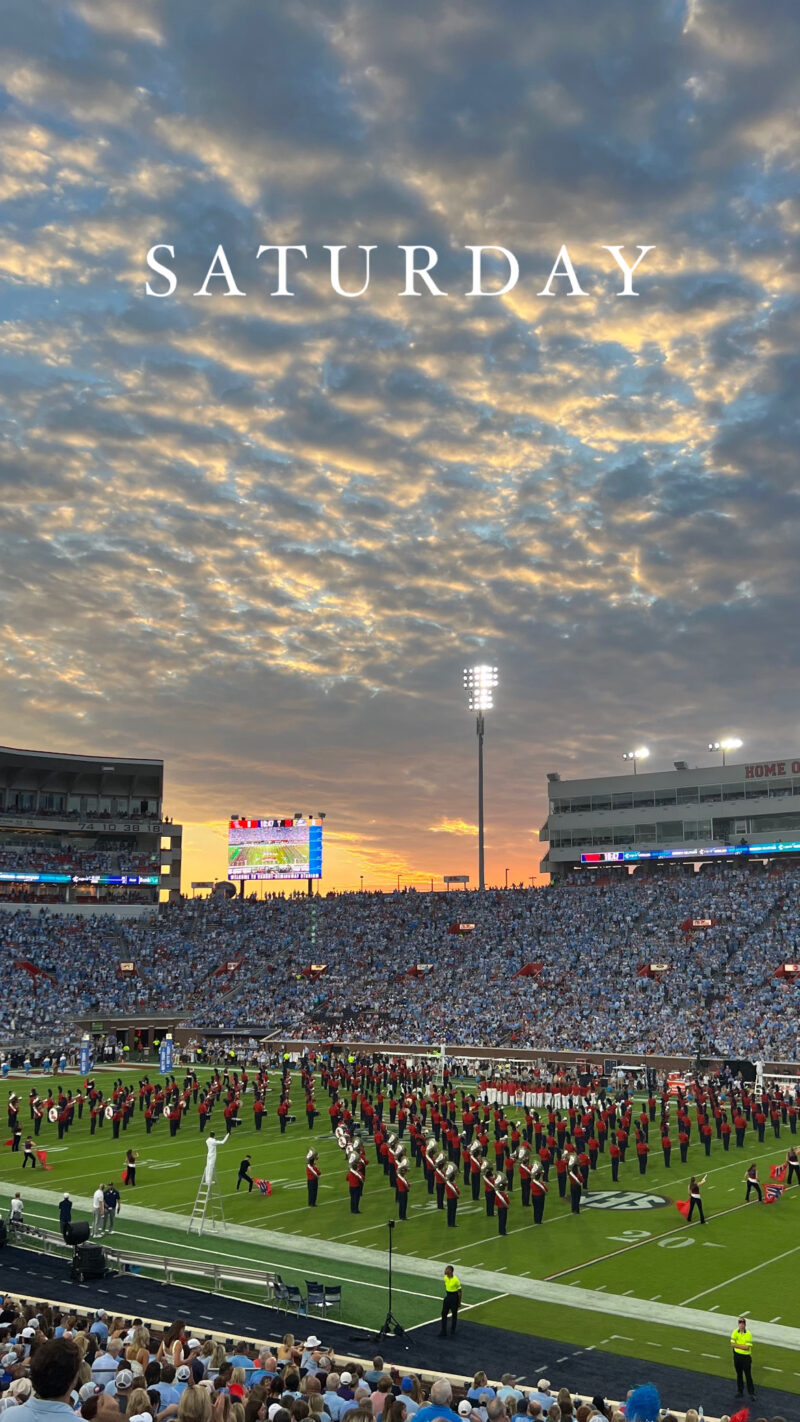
[
  {"x1": 546, "y1": 1199, "x2": 750, "y2": 1281},
  {"x1": 764, "y1": 1367, "x2": 784, "y2": 1373},
  {"x1": 460, "y1": 1292, "x2": 508, "y2": 1315},
  {"x1": 701, "y1": 1354, "x2": 719, "y2": 1360},
  {"x1": 770, "y1": 1316, "x2": 782, "y2": 1323},
  {"x1": 680, "y1": 1241, "x2": 800, "y2": 1305}
]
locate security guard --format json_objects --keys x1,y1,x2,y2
[
  {"x1": 439, "y1": 1264, "x2": 461, "y2": 1337},
  {"x1": 731, "y1": 1316, "x2": 755, "y2": 1400}
]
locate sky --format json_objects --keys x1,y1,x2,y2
[{"x1": 1, "y1": 0, "x2": 800, "y2": 892}]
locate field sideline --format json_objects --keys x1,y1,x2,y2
[{"x1": 2, "y1": 1071, "x2": 799, "y2": 1393}]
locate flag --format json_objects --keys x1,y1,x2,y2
[
  {"x1": 254, "y1": 1178, "x2": 272, "y2": 1195},
  {"x1": 3, "y1": 1139, "x2": 12, "y2": 1148},
  {"x1": 730, "y1": 1409, "x2": 750, "y2": 1422},
  {"x1": 675, "y1": 1199, "x2": 690, "y2": 1218},
  {"x1": 770, "y1": 1163, "x2": 787, "y2": 1181},
  {"x1": 36, "y1": 1150, "x2": 53, "y2": 1171},
  {"x1": 764, "y1": 1184, "x2": 785, "y2": 1204}
]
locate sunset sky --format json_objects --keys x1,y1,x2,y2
[{"x1": 1, "y1": 0, "x2": 799, "y2": 891}]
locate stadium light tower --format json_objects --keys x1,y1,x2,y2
[
  {"x1": 622, "y1": 746, "x2": 650, "y2": 776},
  {"x1": 708, "y1": 737, "x2": 742, "y2": 766},
  {"x1": 464, "y1": 664, "x2": 498, "y2": 892}
]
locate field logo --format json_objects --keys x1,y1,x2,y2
[{"x1": 582, "y1": 1190, "x2": 671, "y2": 1211}]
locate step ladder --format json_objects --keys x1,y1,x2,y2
[{"x1": 188, "y1": 1172, "x2": 226, "y2": 1234}]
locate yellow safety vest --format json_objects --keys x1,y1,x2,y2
[
  {"x1": 444, "y1": 1273, "x2": 461, "y2": 1293},
  {"x1": 731, "y1": 1329, "x2": 752, "y2": 1355}
]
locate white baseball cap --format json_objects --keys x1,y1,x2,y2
[{"x1": 458, "y1": 1403, "x2": 472, "y2": 1417}]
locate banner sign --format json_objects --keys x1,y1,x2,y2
[
  {"x1": 745, "y1": 760, "x2": 800, "y2": 779},
  {"x1": 79, "y1": 1035, "x2": 92, "y2": 1074},
  {"x1": 159, "y1": 1034, "x2": 174, "y2": 1075}
]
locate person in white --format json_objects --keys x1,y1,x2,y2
[
  {"x1": 92, "y1": 1185, "x2": 105, "y2": 1237},
  {"x1": 9, "y1": 1194, "x2": 24, "y2": 1232},
  {"x1": 204, "y1": 1131, "x2": 229, "y2": 1184}
]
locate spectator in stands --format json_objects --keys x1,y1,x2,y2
[
  {"x1": 91, "y1": 1343, "x2": 123, "y2": 1389},
  {"x1": 412, "y1": 1380, "x2": 460, "y2": 1422},
  {"x1": 13, "y1": 1337, "x2": 81, "y2": 1422}
]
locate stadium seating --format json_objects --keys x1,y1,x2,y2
[
  {"x1": 0, "y1": 868, "x2": 798, "y2": 1056},
  {"x1": 0, "y1": 1289, "x2": 720, "y2": 1422}
]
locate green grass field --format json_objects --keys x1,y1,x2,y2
[{"x1": 2, "y1": 1071, "x2": 799, "y2": 1394}]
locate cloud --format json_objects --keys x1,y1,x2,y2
[
  {"x1": 428, "y1": 818, "x2": 478, "y2": 837},
  {"x1": 0, "y1": 0, "x2": 799, "y2": 886}
]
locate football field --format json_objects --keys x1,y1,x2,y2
[{"x1": 2, "y1": 1072, "x2": 799, "y2": 1394}]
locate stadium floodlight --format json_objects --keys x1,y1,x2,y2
[
  {"x1": 708, "y1": 737, "x2": 742, "y2": 766},
  {"x1": 463, "y1": 664, "x2": 499, "y2": 891},
  {"x1": 622, "y1": 747, "x2": 650, "y2": 775},
  {"x1": 464, "y1": 664, "x2": 498, "y2": 712}
]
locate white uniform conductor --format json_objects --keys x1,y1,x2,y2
[{"x1": 204, "y1": 1130, "x2": 229, "y2": 1185}]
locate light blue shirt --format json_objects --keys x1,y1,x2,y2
[
  {"x1": 323, "y1": 1393, "x2": 344, "y2": 1420},
  {"x1": 14, "y1": 1401, "x2": 78, "y2": 1422}
]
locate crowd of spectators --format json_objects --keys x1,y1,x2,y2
[
  {"x1": 0, "y1": 1299, "x2": 781, "y2": 1422},
  {"x1": 0, "y1": 843, "x2": 159, "y2": 877},
  {"x1": 0, "y1": 867, "x2": 798, "y2": 1058}
]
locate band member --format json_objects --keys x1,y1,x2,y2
[
  {"x1": 787, "y1": 1145, "x2": 800, "y2": 1185},
  {"x1": 688, "y1": 1174, "x2": 707, "y2": 1223},
  {"x1": 22, "y1": 1136, "x2": 36, "y2": 1169},
  {"x1": 494, "y1": 1173, "x2": 510, "y2": 1235},
  {"x1": 530, "y1": 1163, "x2": 548, "y2": 1224},
  {"x1": 306, "y1": 1149, "x2": 321, "y2": 1206},
  {"x1": 482, "y1": 1160, "x2": 496, "y2": 1216},
  {"x1": 445, "y1": 1162, "x2": 460, "y2": 1227},
  {"x1": 744, "y1": 1163, "x2": 762, "y2": 1202},
  {"x1": 123, "y1": 1148, "x2": 138, "y2": 1186},
  {"x1": 396, "y1": 1161, "x2": 410, "y2": 1219},
  {"x1": 568, "y1": 1157, "x2": 583, "y2": 1215},
  {"x1": 346, "y1": 1151, "x2": 363, "y2": 1213},
  {"x1": 518, "y1": 1147, "x2": 532, "y2": 1207},
  {"x1": 237, "y1": 1154, "x2": 254, "y2": 1192},
  {"x1": 434, "y1": 1152, "x2": 446, "y2": 1211}
]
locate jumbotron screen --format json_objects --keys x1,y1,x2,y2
[{"x1": 227, "y1": 817, "x2": 323, "y2": 881}]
